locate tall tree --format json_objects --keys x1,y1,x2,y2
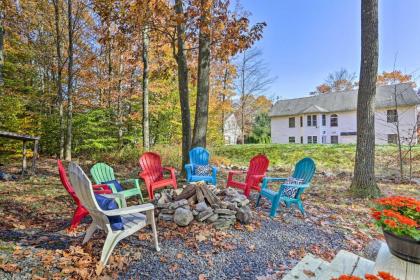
[
  {"x1": 142, "y1": 24, "x2": 150, "y2": 150},
  {"x1": 350, "y1": 0, "x2": 381, "y2": 198},
  {"x1": 174, "y1": 0, "x2": 192, "y2": 168},
  {"x1": 192, "y1": 0, "x2": 212, "y2": 148},
  {"x1": 312, "y1": 68, "x2": 357, "y2": 95},
  {"x1": 65, "y1": 0, "x2": 74, "y2": 161},
  {"x1": 52, "y1": 0, "x2": 65, "y2": 159},
  {"x1": 234, "y1": 48, "x2": 274, "y2": 144},
  {"x1": 0, "y1": 7, "x2": 4, "y2": 89}
]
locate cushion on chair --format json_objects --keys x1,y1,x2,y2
[
  {"x1": 282, "y1": 177, "x2": 304, "y2": 198},
  {"x1": 101, "y1": 179, "x2": 124, "y2": 192},
  {"x1": 194, "y1": 165, "x2": 212, "y2": 176},
  {"x1": 94, "y1": 194, "x2": 124, "y2": 230}
]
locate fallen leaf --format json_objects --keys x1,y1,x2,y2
[
  {"x1": 176, "y1": 253, "x2": 184, "y2": 259},
  {"x1": 303, "y1": 269, "x2": 315, "y2": 277},
  {"x1": 0, "y1": 263, "x2": 20, "y2": 273}
]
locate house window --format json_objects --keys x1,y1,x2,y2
[
  {"x1": 322, "y1": 114, "x2": 326, "y2": 126},
  {"x1": 331, "y1": 135, "x2": 338, "y2": 144},
  {"x1": 300, "y1": 136, "x2": 303, "y2": 144},
  {"x1": 330, "y1": 114, "x2": 338, "y2": 127},
  {"x1": 307, "y1": 136, "x2": 312, "y2": 144},
  {"x1": 387, "y1": 134, "x2": 397, "y2": 144},
  {"x1": 313, "y1": 136, "x2": 318, "y2": 144},
  {"x1": 322, "y1": 136, "x2": 326, "y2": 144},
  {"x1": 300, "y1": 116, "x2": 303, "y2": 127},
  {"x1": 289, "y1": 117, "x2": 295, "y2": 128},
  {"x1": 312, "y1": 115, "x2": 317, "y2": 127},
  {"x1": 307, "y1": 115, "x2": 312, "y2": 126},
  {"x1": 289, "y1": 137, "x2": 295, "y2": 143},
  {"x1": 387, "y1": 110, "x2": 398, "y2": 123}
]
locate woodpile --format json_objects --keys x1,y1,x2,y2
[{"x1": 153, "y1": 182, "x2": 252, "y2": 229}]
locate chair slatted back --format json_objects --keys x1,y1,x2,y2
[
  {"x1": 58, "y1": 160, "x2": 81, "y2": 205},
  {"x1": 292, "y1": 158, "x2": 316, "y2": 184},
  {"x1": 245, "y1": 155, "x2": 269, "y2": 183},
  {"x1": 139, "y1": 152, "x2": 164, "y2": 183},
  {"x1": 189, "y1": 147, "x2": 210, "y2": 166},
  {"x1": 90, "y1": 163, "x2": 116, "y2": 184},
  {"x1": 68, "y1": 163, "x2": 110, "y2": 229}
]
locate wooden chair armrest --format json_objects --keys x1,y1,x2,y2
[
  {"x1": 103, "y1": 203, "x2": 155, "y2": 216},
  {"x1": 228, "y1": 170, "x2": 246, "y2": 174}
]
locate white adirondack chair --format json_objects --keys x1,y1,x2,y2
[{"x1": 68, "y1": 162, "x2": 160, "y2": 265}]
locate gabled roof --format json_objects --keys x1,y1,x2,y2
[{"x1": 269, "y1": 83, "x2": 420, "y2": 117}]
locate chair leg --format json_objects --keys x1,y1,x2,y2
[
  {"x1": 70, "y1": 206, "x2": 89, "y2": 230},
  {"x1": 256, "y1": 194, "x2": 262, "y2": 207},
  {"x1": 149, "y1": 211, "x2": 160, "y2": 252},
  {"x1": 297, "y1": 200, "x2": 305, "y2": 216},
  {"x1": 270, "y1": 197, "x2": 281, "y2": 217},
  {"x1": 100, "y1": 233, "x2": 120, "y2": 266},
  {"x1": 244, "y1": 186, "x2": 251, "y2": 198},
  {"x1": 83, "y1": 223, "x2": 97, "y2": 244}
]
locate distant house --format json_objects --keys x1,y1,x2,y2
[
  {"x1": 269, "y1": 84, "x2": 420, "y2": 145},
  {"x1": 224, "y1": 113, "x2": 241, "y2": 145}
]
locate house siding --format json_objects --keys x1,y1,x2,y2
[{"x1": 271, "y1": 106, "x2": 418, "y2": 145}]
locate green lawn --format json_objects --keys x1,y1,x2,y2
[{"x1": 212, "y1": 144, "x2": 420, "y2": 176}]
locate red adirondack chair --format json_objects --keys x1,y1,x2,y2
[
  {"x1": 138, "y1": 152, "x2": 177, "y2": 200},
  {"x1": 226, "y1": 154, "x2": 269, "y2": 198},
  {"x1": 58, "y1": 160, "x2": 112, "y2": 230}
]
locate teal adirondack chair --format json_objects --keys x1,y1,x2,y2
[
  {"x1": 90, "y1": 163, "x2": 144, "y2": 203},
  {"x1": 256, "y1": 158, "x2": 316, "y2": 217}
]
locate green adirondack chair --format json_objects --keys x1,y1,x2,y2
[{"x1": 90, "y1": 163, "x2": 144, "y2": 203}]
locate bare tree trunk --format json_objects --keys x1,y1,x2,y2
[
  {"x1": 221, "y1": 68, "x2": 228, "y2": 136},
  {"x1": 142, "y1": 24, "x2": 150, "y2": 150},
  {"x1": 53, "y1": 0, "x2": 65, "y2": 159},
  {"x1": 392, "y1": 85, "x2": 403, "y2": 178},
  {"x1": 117, "y1": 54, "x2": 123, "y2": 147},
  {"x1": 65, "y1": 0, "x2": 73, "y2": 161},
  {"x1": 0, "y1": 9, "x2": 4, "y2": 89},
  {"x1": 192, "y1": 0, "x2": 211, "y2": 148},
  {"x1": 174, "y1": 0, "x2": 191, "y2": 169},
  {"x1": 350, "y1": 0, "x2": 380, "y2": 197}
]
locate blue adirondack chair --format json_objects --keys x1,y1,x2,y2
[
  {"x1": 185, "y1": 147, "x2": 217, "y2": 185},
  {"x1": 256, "y1": 158, "x2": 316, "y2": 217}
]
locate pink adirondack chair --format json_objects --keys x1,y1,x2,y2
[
  {"x1": 138, "y1": 152, "x2": 177, "y2": 200},
  {"x1": 58, "y1": 160, "x2": 112, "y2": 230},
  {"x1": 226, "y1": 154, "x2": 269, "y2": 198}
]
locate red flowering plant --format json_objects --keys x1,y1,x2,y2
[
  {"x1": 371, "y1": 196, "x2": 420, "y2": 240},
  {"x1": 332, "y1": 271, "x2": 399, "y2": 280}
]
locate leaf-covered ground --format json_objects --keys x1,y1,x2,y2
[{"x1": 0, "y1": 158, "x2": 419, "y2": 279}]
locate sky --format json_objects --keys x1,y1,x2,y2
[{"x1": 240, "y1": 0, "x2": 420, "y2": 100}]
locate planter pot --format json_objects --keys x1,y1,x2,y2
[{"x1": 383, "y1": 230, "x2": 420, "y2": 264}]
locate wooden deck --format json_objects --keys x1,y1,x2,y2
[{"x1": 283, "y1": 243, "x2": 419, "y2": 280}]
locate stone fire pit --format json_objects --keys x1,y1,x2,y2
[{"x1": 153, "y1": 182, "x2": 252, "y2": 229}]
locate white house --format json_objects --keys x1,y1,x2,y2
[
  {"x1": 224, "y1": 113, "x2": 241, "y2": 145},
  {"x1": 269, "y1": 83, "x2": 420, "y2": 145}
]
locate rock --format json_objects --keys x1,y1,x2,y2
[
  {"x1": 157, "y1": 193, "x2": 170, "y2": 204},
  {"x1": 160, "y1": 209, "x2": 175, "y2": 214},
  {"x1": 224, "y1": 187, "x2": 240, "y2": 197},
  {"x1": 174, "y1": 188, "x2": 183, "y2": 196},
  {"x1": 212, "y1": 218, "x2": 235, "y2": 229},
  {"x1": 169, "y1": 199, "x2": 188, "y2": 209},
  {"x1": 157, "y1": 202, "x2": 170, "y2": 209},
  {"x1": 173, "y1": 208, "x2": 194, "y2": 226},
  {"x1": 363, "y1": 239, "x2": 382, "y2": 261},
  {"x1": 336, "y1": 171, "x2": 349, "y2": 178},
  {"x1": 181, "y1": 204, "x2": 191, "y2": 210},
  {"x1": 238, "y1": 199, "x2": 250, "y2": 207},
  {"x1": 192, "y1": 210, "x2": 199, "y2": 216},
  {"x1": 195, "y1": 201, "x2": 209, "y2": 212},
  {"x1": 236, "y1": 206, "x2": 252, "y2": 224},
  {"x1": 227, "y1": 202, "x2": 239, "y2": 211},
  {"x1": 219, "y1": 202, "x2": 229, "y2": 209},
  {"x1": 158, "y1": 213, "x2": 173, "y2": 221},
  {"x1": 207, "y1": 213, "x2": 219, "y2": 223},
  {"x1": 197, "y1": 208, "x2": 214, "y2": 222},
  {"x1": 410, "y1": 178, "x2": 420, "y2": 185},
  {"x1": 214, "y1": 209, "x2": 236, "y2": 215},
  {"x1": 218, "y1": 215, "x2": 236, "y2": 220},
  {"x1": 321, "y1": 171, "x2": 334, "y2": 177}
]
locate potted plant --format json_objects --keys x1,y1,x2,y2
[{"x1": 371, "y1": 196, "x2": 420, "y2": 264}]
